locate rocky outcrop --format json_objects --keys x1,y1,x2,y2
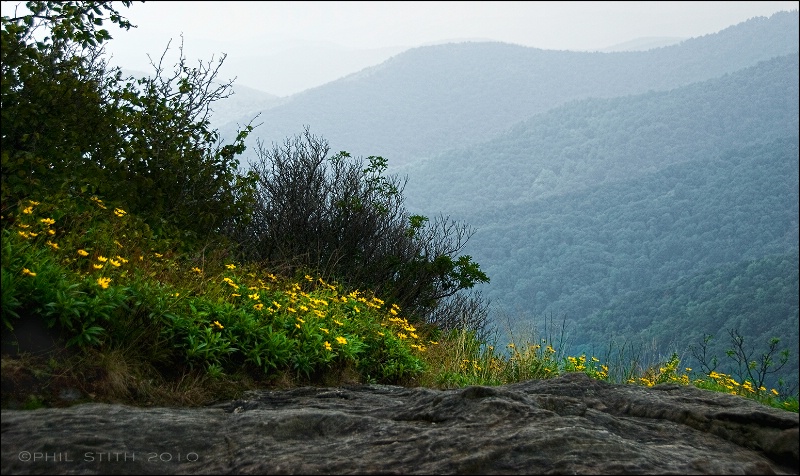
[{"x1": 2, "y1": 373, "x2": 797, "y2": 474}]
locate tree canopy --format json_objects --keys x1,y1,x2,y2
[{"x1": 2, "y1": 1, "x2": 257, "y2": 239}]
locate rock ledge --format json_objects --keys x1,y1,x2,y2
[{"x1": 2, "y1": 373, "x2": 797, "y2": 474}]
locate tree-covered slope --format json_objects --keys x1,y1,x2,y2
[
  {"x1": 576, "y1": 251, "x2": 799, "y2": 390},
  {"x1": 394, "y1": 54, "x2": 799, "y2": 385},
  {"x1": 461, "y1": 135, "x2": 798, "y2": 318},
  {"x1": 402, "y1": 53, "x2": 799, "y2": 215},
  {"x1": 218, "y1": 11, "x2": 798, "y2": 166}
]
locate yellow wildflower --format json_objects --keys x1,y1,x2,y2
[
  {"x1": 93, "y1": 264, "x2": 103, "y2": 269},
  {"x1": 114, "y1": 208, "x2": 127, "y2": 217},
  {"x1": 253, "y1": 303, "x2": 264, "y2": 311},
  {"x1": 97, "y1": 277, "x2": 111, "y2": 289},
  {"x1": 22, "y1": 268, "x2": 36, "y2": 277},
  {"x1": 40, "y1": 218, "x2": 55, "y2": 226},
  {"x1": 324, "y1": 341, "x2": 332, "y2": 351},
  {"x1": 97, "y1": 256, "x2": 107, "y2": 262},
  {"x1": 336, "y1": 336, "x2": 348, "y2": 345},
  {"x1": 46, "y1": 241, "x2": 59, "y2": 250},
  {"x1": 22, "y1": 206, "x2": 33, "y2": 214},
  {"x1": 109, "y1": 259, "x2": 121, "y2": 267},
  {"x1": 226, "y1": 263, "x2": 236, "y2": 270}
]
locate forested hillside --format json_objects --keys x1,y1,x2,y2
[
  {"x1": 576, "y1": 251, "x2": 799, "y2": 389},
  {"x1": 398, "y1": 54, "x2": 799, "y2": 389},
  {"x1": 402, "y1": 53, "x2": 799, "y2": 212},
  {"x1": 218, "y1": 11, "x2": 798, "y2": 167}
]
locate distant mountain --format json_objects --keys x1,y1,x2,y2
[
  {"x1": 398, "y1": 54, "x2": 798, "y2": 386},
  {"x1": 598, "y1": 36, "x2": 685, "y2": 52},
  {"x1": 220, "y1": 40, "x2": 408, "y2": 97},
  {"x1": 207, "y1": 84, "x2": 283, "y2": 130},
  {"x1": 401, "y1": 53, "x2": 800, "y2": 215},
  {"x1": 215, "y1": 11, "x2": 798, "y2": 167}
]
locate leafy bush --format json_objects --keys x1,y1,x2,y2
[
  {"x1": 1, "y1": 1, "x2": 257, "y2": 240},
  {"x1": 237, "y1": 128, "x2": 489, "y2": 331}
]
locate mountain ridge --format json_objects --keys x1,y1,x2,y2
[{"x1": 216, "y1": 10, "x2": 798, "y2": 167}]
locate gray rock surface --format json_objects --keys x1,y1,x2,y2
[{"x1": 2, "y1": 373, "x2": 797, "y2": 474}]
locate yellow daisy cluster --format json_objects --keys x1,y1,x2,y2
[
  {"x1": 383, "y1": 305, "x2": 430, "y2": 352},
  {"x1": 14, "y1": 200, "x2": 56, "y2": 241},
  {"x1": 564, "y1": 354, "x2": 609, "y2": 380},
  {"x1": 10, "y1": 197, "x2": 140, "y2": 294}
]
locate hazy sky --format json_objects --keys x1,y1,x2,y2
[
  {"x1": 3, "y1": 1, "x2": 798, "y2": 95},
  {"x1": 99, "y1": 1, "x2": 798, "y2": 49}
]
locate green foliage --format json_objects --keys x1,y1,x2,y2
[
  {"x1": 104, "y1": 39, "x2": 259, "y2": 239},
  {"x1": 0, "y1": 192, "x2": 431, "y2": 385},
  {"x1": 1, "y1": 1, "x2": 257, "y2": 241},
  {"x1": 2, "y1": 192, "x2": 796, "y2": 411},
  {"x1": 1, "y1": 2, "x2": 134, "y2": 199}
]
